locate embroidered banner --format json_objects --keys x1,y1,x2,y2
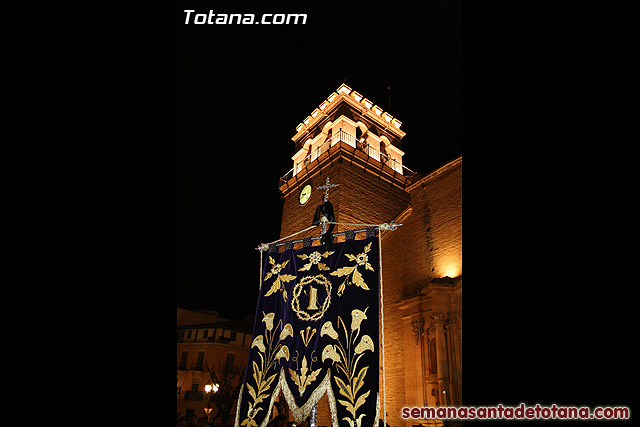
[{"x1": 235, "y1": 235, "x2": 380, "y2": 427}]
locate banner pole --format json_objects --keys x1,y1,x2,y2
[
  {"x1": 310, "y1": 404, "x2": 317, "y2": 427},
  {"x1": 379, "y1": 226, "x2": 387, "y2": 427}
]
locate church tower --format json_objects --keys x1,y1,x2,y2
[
  {"x1": 276, "y1": 84, "x2": 462, "y2": 427},
  {"x1": 278, "y1": 84, "x2": 415, "y2": 240}
]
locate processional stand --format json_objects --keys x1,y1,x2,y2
[{"x1": 255, "y1": 177, "x2": 400, "y2": 427}]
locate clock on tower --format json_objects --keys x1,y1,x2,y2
[{"x1": 298, "y1": 184, "x2": 312, "y2": 205}]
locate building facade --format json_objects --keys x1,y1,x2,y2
[
  {"x1": 275, "y1": 84, "x2": 462, "y2": 427},
  {"x1": 177, "y1": 308, "x2": 255, "y2": 423}
]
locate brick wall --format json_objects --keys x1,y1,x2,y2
[
  {"x1": 277, "y1": 158, "x2": 462, "y2": 427},
  {"x1": 377, "y1": 159, "x2": 461, "y2": 427},
  {"x1": 395, "y1": 159, "x2": 463, "y2": 297},
  {"x1": 280, "y1": 159, "x2": 410, "y2": 241}
]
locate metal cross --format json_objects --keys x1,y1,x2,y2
[{"x1": 317, "y1": 177, "x2": 340, "y2": 202}]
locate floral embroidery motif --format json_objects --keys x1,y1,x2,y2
[
  {"x1": 242, "y1": 312, "x2": 292, "y2": 427},
  {"x1": 330, "y1": 242, "x2": 375, "y2": 296},
  {"x1": 289, "y1": 350, "x2": 322, "y2": 396},
  {"x1": 300, "y1": 326, "x2": 317, "y2": 347},
  {"x1": 297, "y1": 250, "x2": 334, "y2": 272},
  {"x1": 320, "y1": 307, "x2": 374, "y2": 424},
  {"x1": 280, "y1": 323, "x2": 294, "y2": 341},
  {"x1": 264, "y1": 257, "x2": 297, "y2": 302},
  {"x1": 320, "y1": 321, "x2": 339, "y2": 340}
]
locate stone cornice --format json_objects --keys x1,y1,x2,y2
[
  {"x1": 292, "y1": 84, "x2": 406, "y2": 143},
  {"x1": 405, "y1": 156, "x2": 462, "y2": 192}
]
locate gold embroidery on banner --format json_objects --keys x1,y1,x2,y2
[
  {"x1": 320, "y1": 321, "x2": 339, "y2": 340},
  {"x1": 263, "y1": 257, "x2": 296, "y2": 302},
  {"x1": 308, "y1": 285, "x2": 319, "y2": 309},
  {"x1": 241, "y1": 313, "x2": 292, "y2": 427},
  {"x1": 291, "y1": 275, "x2": 332, "y2": 321},
  {"x1": 330, "y1": 242, "x2": 375, "y2": 296},
  {"x1": 235, "y1": 355, "x2": 377, "y2": 427},
  {"x1": 300, "y1": 326, "x2": 317, "y2": 347},
  {"x1": 289, "y1": 350, "x2": 322, "y2": 396},
  {"x1": 280, "y1": 324, "x2": 294, "y2": 341},
  {"x1": 297, "y1": 250, "x2": 334, "y2": 272},
  {"x1": 320, "y1": 307, "x2": 374, "y2": 424}
]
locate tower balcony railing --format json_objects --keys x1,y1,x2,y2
[{"x1": 280, "y1": 130, "x2": 416, "y2": 186}]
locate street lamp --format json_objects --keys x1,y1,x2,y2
[
  {"x1": 204, "y1": 383, "x2": 220, "y2": 424},
  {"x1": 204, "y1": 383, "x2": 219, "y2": 393}
]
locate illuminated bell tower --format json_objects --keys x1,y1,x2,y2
[
  {"x1": 275, "y1": 84, "x2": 461, "y2": 427},
  {"x1": 278, "y1": 84, "x2": 416, "y2": 240}
]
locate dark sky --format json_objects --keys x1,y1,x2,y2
[
  {"x1": 175, "y1": 1, "x2": 635, "y2": 409},
  {"x1": 177, "y1": 1, "x2": 462, "y2": 319}
]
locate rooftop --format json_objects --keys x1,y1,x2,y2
[
  {"x1": 292, "y1": 83, "x2": 406, "y2": 143},
  {"x1": 177, "y1": 316, "x2": 255, "y2": 334}
]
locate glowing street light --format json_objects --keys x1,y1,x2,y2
[
  {"x1": 204, "y1": 383, "x2": 219, "y2": 393},
  {"x1": 204, "y1": 383, "x2": 220, "y2": 422}
]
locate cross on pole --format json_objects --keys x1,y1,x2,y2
[
  {"x1": 317, "y1": 177, "x2": 339, "y2": 236},
  {"x1": 317, "y1": 176, "x2": 340, "y2": 202}
]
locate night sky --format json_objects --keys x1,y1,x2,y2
[
  {"x1": 175, "y1": 0, "x2": 634, "y2": 410},
  {"x1": 177, "y1": 1, "x2": 462, "y2": 319}
]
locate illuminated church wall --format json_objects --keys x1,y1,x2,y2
[
  {"x1": 273, "y1": 85, "x2": 461, "y2": 427},
  {"x1": 380, "y1": 158, "x2": 462, "y2": 427}
]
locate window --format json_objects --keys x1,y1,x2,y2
[
  {"x1": 187, "y1": 330, "x2": 192, "y2": 339},
  {"x1": 203, "y1": 329, "x2": 209, "y2": 338},
  {"x1": 196, "y1": 351, "x2": 205, "y2": 370},
  {"x1": 355, "y1": 127, "x2": 368, "y2": 151},
  {"x1": 428, "y1": 338, "x2": 437, "y2": 374},
  {"x1": 179, "y1": 351, "x2": 188, "y2": 370},
  {"x1": 225, "y1": 353, "x2": 236, "y2": 368},
  {"x1": 230, "y1": 331, "x2": 237, "y2": 341}
]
